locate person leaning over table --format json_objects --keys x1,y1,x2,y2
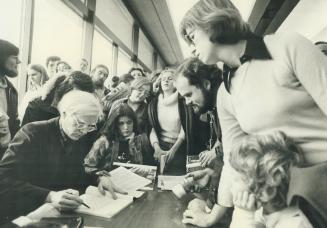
[
  {"x1": 0, "y1": 90, "x2": 125, "y2": 224},
  {"x1": 179, "y1": 0, "x2": 327, "y2": 227}
]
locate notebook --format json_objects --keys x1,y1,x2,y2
[{"x1": 76, "y1": 186, "x2": 144, "y2": 219}]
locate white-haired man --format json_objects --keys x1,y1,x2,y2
[{"x1": 0, "y1": 90, "x2": 124, "y2": 224}]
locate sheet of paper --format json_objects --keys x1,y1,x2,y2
[
  {"x1": 109, "y1": 166, "x2": 152, "y2": 192},
  {"x1": 157, "y1": 175, "x2": 185, "y2": 190}
]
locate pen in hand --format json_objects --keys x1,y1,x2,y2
[{"x1": 66, "y1": 190, "x2": 91, "y2": 209}]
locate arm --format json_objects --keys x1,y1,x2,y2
[
  {"x1": 84, "y1": 135, "x2": 110, "y2": 174},
  {"x1": 166, "y1": 126, "x2": 185, "y2": 163},
  {"x1": 216, "y1": 87, "x2": 248, "y2": 207}
]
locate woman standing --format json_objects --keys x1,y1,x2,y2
[{"x1": 148, "y1": 69, "x2": 187, "y2": 175}]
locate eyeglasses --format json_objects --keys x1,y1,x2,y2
[
  {"x1": 184, "y1": 30, "x2": 195, "y2": 46},
  {"x1": 71, "y1": 115, "x2": 97, "y2": 132}
]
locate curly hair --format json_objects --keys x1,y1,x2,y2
[
  {"x1": 176, "y1": 57, "x2": 222, "y2": 90},
  {"x1": 229, "y1": 131, "x2": 304, "y2": 209},
  {"x1": 180, "y1": 0, "x2": 252, "y2": 45}
]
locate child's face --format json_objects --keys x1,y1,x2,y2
[{"x1": 118, "y1": 116, "x2": 134, "y2": 138}]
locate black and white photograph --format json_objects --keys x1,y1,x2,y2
[{"x1": 0, "y1": 0, "x2": 326, "y2": 227}]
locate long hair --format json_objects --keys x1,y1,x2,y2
[
  {"x1": 230, "y1": 131, "x2": 304, "y2": 209},
  {"x1": 105, "y1": 103, "x2": 138, "y2": 141},
  {"x1": 27, "y1": 64, "x2": 49, "y2": 90},
  {"x1": 180, "y1": 0, "x2": 252, "y2": 45}
]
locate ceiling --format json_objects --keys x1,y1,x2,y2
[{"x1": 123, "y1": 0, "x2": 327, "y2": 66}]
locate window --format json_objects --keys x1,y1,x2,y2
[
  {"x1": 0, "y1": 0, "x2": 23, "y2": 47},
  {"x1": 31, "y1": 0, "x2": 83, "y2": 69},
  {"x1": 96, "y1": 0, "x2": 133, "y2": 49},
  {"x1": 91, "y1": 28, "x2": 113, "y2": 71},
  {"x1": 138, "y1": 31, "x2": 154, "y2": 70},
  {"x1": 117, "y1": 49, "x2": 132, "y2": 76}
]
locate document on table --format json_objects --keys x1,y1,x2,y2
[
  {"x1": 109, "y1": 166, "x2": 152, "y2": 192},
  {"x1": 157, "y1": 175, "x2": 185, "y2": 190},
  {"x1": 76, "y1": 186, "x2": 144, "y2": 219}
]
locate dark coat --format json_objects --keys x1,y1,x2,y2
[
  {"x1": 21, "y1": 97, "x2": 59, "y2": 126},
  {"x1": 0, "y1": 118, "x2": 95, "y2": 223}
]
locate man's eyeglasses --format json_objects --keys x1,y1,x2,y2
[
  {"x1": 71, "y1": 115, "x2": 97, "y2": 132},
  {"x1": 184, "y1": 30, "x2": 195, "y2": 46}
]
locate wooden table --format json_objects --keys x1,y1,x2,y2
[
  {"x1": 79, "y1": 190, "x2": 231, "y2": 228},
  {"x1": 80, "y1": 190, "x2": 196, "y2": 228}
]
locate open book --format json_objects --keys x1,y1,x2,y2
[{"x1": 76, "y1": 186, "x2": 144, "y2": 219}]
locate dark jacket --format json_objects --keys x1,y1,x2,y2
[
  {"x1": 0, "y1": 118, "x2": 95, "y2": 223},
  {"x1": 5, "y1": 78, "x2": 19, "y2": 137},
  {"x1": 0, "y1": 79, "x2": 20, "y2": 158},
  {"x1": 21, "y1": 97, "x2": 59, "y2": 126}
]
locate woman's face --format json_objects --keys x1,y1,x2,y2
[
  {"x1": 160, "y1": 71, "x2": 175, "y2": 92},
  {"x1": 118, "y1": 116, "x2": 134, "y2": 138},
  {"x1": 27, "y1": 69, "x2": 42, "y2": 86},
  {"x1": 186, "y1": 27, "x2": 219, "y2": 65}
]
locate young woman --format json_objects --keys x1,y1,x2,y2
[
  {"x1": 148, "y1": 69, "x2": 187, "y2": 175},
  {"x1": 84, "y1": 103, "x2": 154, "y2": 176},
  {"x1": 18, "y1": 64, "x2": 49, "y2": 120},
  {"x1": 180, "y1": 0, "x2": 327, "y2": 226}
]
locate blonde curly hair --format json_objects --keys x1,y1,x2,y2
[{"x1": 230, "y1": 131, "x2": 304, "y2": 209}]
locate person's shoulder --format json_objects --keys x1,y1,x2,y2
[
  {"x1": 21, "y1": 118, "x2": 58, "y2": 136},
  {"x1": 264, "y1": 32, "x2": 310, "y2": 50}
]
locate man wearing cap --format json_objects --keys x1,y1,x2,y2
[
  {"x1": 0, "y1": 90, "x2": 125, "y2": 224},
  {"x1": 0, "y1": 39, "x2": 21, "y2": 157}
]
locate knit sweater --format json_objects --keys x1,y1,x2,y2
[
  {"x1": 157, "y1": 91, "x2": 184, "y2": 143},
  {"x1": 217, "y1": 32, "x2": 327, "y2": 207}
]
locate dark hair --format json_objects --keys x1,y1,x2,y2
[
  {"x1": 176, "y1": 57, "x2": 222, "y2": 89},
  {"x1": 119, "y1": 73, "x2": 134, "y2": 84},
  {"x1": 0, "y1": 39, "x2": 19, "y2": 68},
  {"x1": 46, "y1": 56, "x2": 61, "y2": 67},
  {"x1": 105, "y1": 103, "x2": 138, "y2": 140},
  {"x1": 52, "y1": 71, "x2": 95, "y2": 107},
  {"x1": 91, "y1": 64, "x2": 109, "y2": 76},
  {"x1": 56, "y1": 61, "x2": 71, "y2": 72},
  {"x1": 128, "y1": 67, "x2": 145, "y2": 77},
  {"x1": 180, "y1": 0, "x2": 252, "y2": 45}
]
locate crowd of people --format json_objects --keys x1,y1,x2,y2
[{"x1": 0, "y1": 0, "x2": 326, "y2": 227}]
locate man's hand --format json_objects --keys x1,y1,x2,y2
[
  {"x1": 98, "y1": 176, "x2": 127, "y2": 199},
  {"x1": 182, "y1": 209, "x2": 215, "y2": 227},
  {"x1": 187, "y1": 198, "x2": 207, "y2": 212},
  {"x1": 233, "y1": 190, "x2": 258, "y2": 211},
  {"x1": 27, "y1": 203, "x2": 60, "y2": 220},
  {"x1": 130, "y1": 166, "x2": 150, "y2": 177},
  {"x1": 185, "y1": 168, "x2": 215, "y2": 191},
  {"x1": 46, "y1": 189, "x2": 83, "y2": 211},
  {"x1": 199, "y1": 150, "x2": 216, "y2": 167}
]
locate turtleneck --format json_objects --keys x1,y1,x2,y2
[{"x1": 157, "y1": 91, "x2": 182, "y2": 143}]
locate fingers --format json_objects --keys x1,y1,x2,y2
[
  {"x1": 182, "y1": 217, "x2": 195, "y2": 225},
  {"x1": 183, "y1": 209, "x2": 194, "y2": 219},
  {"x1": 64, "y1": 193, "x2": 83, "y2": 204},
  {"x1": 98, "y1": 183, "x2": 106, "y2": 195},
  {"x1": 247, "y1": 193, "x2": 256, "y2": 209},
  {"x1": 107, "y1": 183, "x2": 118, "y2": 200}
]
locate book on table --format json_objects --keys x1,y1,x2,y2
[
  {"x1": 186, "y1": 155, "x2": 203, "y2": 173},
  {"x1": 76, "y1": 167, "x2": 150, "y2": 218}
]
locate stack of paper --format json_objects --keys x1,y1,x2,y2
[{"x1": 157, "y1": 175, "x2": 185, "y2": 190}]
